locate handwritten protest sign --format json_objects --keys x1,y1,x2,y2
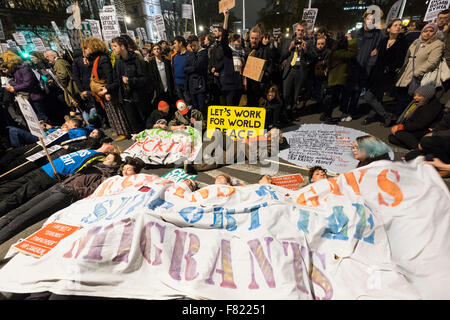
[
  {"x1": 182, "y1": 4, "x2": 193, "y2": 19},
  {"x1": 13, "y1": 222, "x2": 79, "y2": 258},
  {"x1": 26, "y1": 145, "x2": 62, "y2": 162},
  {"x1": 162, "y1": 168, "x2": 197, "y2": 183},
  {"x1": 424, "y1": 0, "x2": 449, "y2": 21},
  {"x1": 36, "y1": 129, "x2": 67, "y2": 147},
  {"x1": 1, "y1": 160, "x2": 450, "y2": 299},
  {"x1": 243, "y1": 56, "x2": 267, "y2": 82},
  {"x1": 219, "y1": 0, "x2": 236, "y2": 13},
  {"x1": 207, "y1": 106, "x2": 266, "y2": 140},
  {"x1": 279, "y1": 124, "x2": 393, "y2": 174},
  {"x1": 31, "y1": 38, "x2": 46, "y2": 52},
  {"x1": 302, "y1": 8, "x2": 318, "y2": 32},
  {"x1": 122, "y1": 128, "x2": 202, "y2": 165},
  {"x1": 272, "y1": 174, "x2": 304, "y2": 190},
  {"x1": 15, "y1": 96, "x2": 45, "y2": 138}
]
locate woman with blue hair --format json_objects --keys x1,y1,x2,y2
[{"x1": 352, "y1": 135, "x2": 391, "y2": 168}]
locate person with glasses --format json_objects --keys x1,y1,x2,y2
[{"x1": 352, "y1": 135, "x2": 391, "y2": 168}]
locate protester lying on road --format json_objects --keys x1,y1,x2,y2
[
  {"x1": 308, "y1": 166, "x2": 329, "y2": 184},
  {"x1": 352, "y1": 135, "x2": 391, "y2": 168},
  {"x1": 0, "y1": 142, "x2": 117, "y2": 216},
  {"x1": 0, "y1": 153, "x2": 123, "y2": 245}
]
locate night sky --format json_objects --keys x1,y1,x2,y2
[{"x1": 232, "y1": 0, "x2": 266, "y2": 29}]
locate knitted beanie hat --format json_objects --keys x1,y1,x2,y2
[
  {"x1": 158, "y1": 100, "x2": 170, "y2": 112},
  {"x1": 176, "y1": 100, "x2": 189, "y2": 115},
  {"x1": 415, "y1": 85, "x2": 436, "y2": 100}
]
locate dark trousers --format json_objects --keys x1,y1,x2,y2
[
  {"x1": 246, "y1": 79, "x2": 264, "y2": 107},
  {"x1": 395, "y1": 86, "x2": 412, "y2": 116},
  {"x1": 365, "y1": 88, "x2": 387, "y2": 119},
  {"x1": 283, "y1": 67, "x2": 307, "y2": 107},
  {"x1": 175, "y1": 83, "x2": 192, "y2": 105},
  {"x1": 322, "y1": 85, "x2": 345, "y2": 118},
  {"x1": 121, "y1": 100, "x2": 144, "y2": 134},
  {"x1": 404, "y1": 136, "x2": 450, "y2": 163},
  {"x1": 223, "y1": 90, "x2": 242, "y2": 106},
  {"x1": 191, "y1": 92, "x2": 207, "y2": 115},
  {"x1": 0, "y1": 168, "x2": 56, "y2": 217},
  {"x1": 0, "y1": 184, "x2": 74, "y2": 244},
  {"x1": 388, "y1": 130, "x2": 425, "y2": 150}
]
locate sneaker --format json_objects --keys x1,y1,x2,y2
[
  {"x1": 343, "y1": 115, "x2": 352, "y2": 122},
  {"x1": 114, "y1": 135, "x2": 127, "y2": 142},
  {"x1": 340, "y1": 113, "x2": 348, "y2": 121}
]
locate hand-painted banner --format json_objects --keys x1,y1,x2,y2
[
  {"x1": 162, "y1": 168, "x2": 197, "y2": 182},
  {"x1": 279, "y1": 124, "x2": 394, "y2": 174},
  {"x1": 121, "y1": 128, "x2": 202, "y2": 165},
  {"x1": 0, "y1": 159, "x2": 449, "y2": 299}
]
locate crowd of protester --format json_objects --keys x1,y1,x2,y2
[{"x1": 0, "y1": 8, "x2": 449, "y2": 227}]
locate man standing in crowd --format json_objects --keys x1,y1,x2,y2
[
  {"x1": 44, "y1": 50, "x2": 79, "y2": 122},
  {"x1": 280, "y1": 21, "x2": 315, "y2": 119},
  {"x1": 244, "y1": 25, "x2": 271, "y2": 107},
  {"x1": 172, "y1": 36, "x2": 191, "y2": 105},
  {"x1": 185, "y1": 35, "x2": 208, "y2": 115},
  {"x1": 437, "y1": 9, "x2": 449, "y2": 40},
  {"x1": 109, "y1": 36, "x2": 148, "y2": 134}
]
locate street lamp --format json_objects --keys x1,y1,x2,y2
[
  {"x1": 125, "y1": 16, "x2": 131, "y2": 24},
  {"x1": 199, "y1": 25, "x2": 204, "y2": 32}
]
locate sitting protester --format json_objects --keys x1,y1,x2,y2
[
  {"x1": 352, "y1": 135, "x2": 391, "y2": 168},
  {"x1": 0, "y1": 142, "x2": 116, "y2": 216},
  {"x1": 404, "y1": 106, "x2": 450, "y2": 162},
  {"x1": 0, "y1": 153, "x2": 123, "y2": 244},
  {"x1": 259, "y1": 85, "x2": 283, "y2": 129},
  {"x1": 168, "y1": 100, "x2": 205, "y2": 131},
  {"x1": 388, "y1": 85, "x2": 443, "y2": 150},
  {"x1": 308, "y1": 166, "x2": 328, "y2": 183},
  {"x1": 146, "y1": 100, "x2": 172, "y2": 129}
]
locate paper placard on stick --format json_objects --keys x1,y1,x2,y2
[
  {"x1": 6, "y1": 39, "x2": 18, "y2": 50},
  {"x1": 386, "y1": 0, "x2": 403, "y2": 24},
  {"x1": 219, "y1": 0, "x2": 235, "y2": 13},
  {"x1": 243, "y1": 55, "x2": 267, "y2": 82},
  {"x1": 207, "y1": 105, "x2": 266, "y2": 140},
  {"x1": 15, "y1": 96, "x2": 45, "y2": 138},
  {"x1": 99, "y1": 5, "x2": 121, "y2": 42},
  {"x1": 0, "y1": 19, "x2": 5, "y2": 40},
  {"x1": 302, "y1": 8, "x2": 318, "y2": 32},
  {"x1": 1, "y1": 43, "x2": 8, "y2": 53},
  {"x1": 155, "y1": 14, "x2": 166, "y2": 32},
  {"x1": 12, "y1": 32, "x2": 27, "y2": 46},
  {"x1": 31, "y1": 38, "x2": 46, "y2": 52},
  {"x1": 26, "y1": 145, "x2": 62, "y2": 162},
  {"x1": 272, "y1": 174, "x2": 305, "y2": 190},
  {"x1": 13, "y1": 222, "x2": 79, "y2": 258},
  {"x1": 424, "y1": 0, "x2": 449, "y2": 21},
  {"x1": 182, "y1": 4, "x2": 193, "y2": 19},
  {"x1": 87, "y1": 19, "x2": 103, "y2": 40},
  {"x1": 37, "y1": 129, "x2": 67, "y2": 147}
]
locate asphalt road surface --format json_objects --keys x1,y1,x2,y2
[{"x1": 1, "y1": 99, "x2": 448, "y2": 266}]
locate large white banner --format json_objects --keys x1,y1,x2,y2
[
  {"x1": 0, "y1": 159, "x2": 449, "y2": 299},
  {"x1": 279, "y1": 124, "x2": 394, "y2": 174},
  {"x1": 122, "y1": 128, "x2": 202, "y2": 165}
]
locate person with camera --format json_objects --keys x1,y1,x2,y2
[{"x1": 280, "y1": 21, "x2": 316, "y2": 120}]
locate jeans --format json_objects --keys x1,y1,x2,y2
[
  {"x1": 30, "y1": 100, "x2": 49, "y2": 123},
  {"x1": 7, "y1": 126, "x2": 38, "y2": 147},
  {"x1": 364, "y1": 89, "x2": 387, "y2": 118},
  {"x1": 175, "y1": 83, "x2": 192, "y2": 105},
  {"x1": 191, "y1": 92, "x2": 207, "y2": 114},
  {"x1": 82, "y1": 106, "x2": 97, "y2": 123}
]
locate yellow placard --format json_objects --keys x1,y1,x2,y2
[{"x1": 207, "y1": 105, "x2": 266, "y2": 140}]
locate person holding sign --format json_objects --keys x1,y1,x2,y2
[
  {"x1": 1, "y1": 51, "x2": 48, "y2": 123},
  {"x1": 213, "y1": 10, "x2": 244, "y2": 106}
]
